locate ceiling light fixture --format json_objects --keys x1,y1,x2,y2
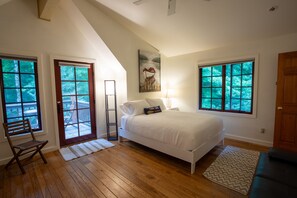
[{"x1": 269, "y1": 6, "x2": 278, "y2": 12}]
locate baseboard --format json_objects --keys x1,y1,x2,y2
[
  {"x1": 225, "y1": 133, "x2": 273, "y2": 147},
  {"x1": 0, "y1": 145, "x2": 59, "y2": 166}
]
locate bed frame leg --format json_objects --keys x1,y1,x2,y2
[{"x1": 191, "y1": 163, "x2": 196, "y2": 174}]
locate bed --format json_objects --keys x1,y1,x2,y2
[{"x1": 119, "y1": 99, "x2": 225, "y2": 174}]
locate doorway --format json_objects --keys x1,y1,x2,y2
[
  {"x1": 274, "y1": 51, "x2": 297, "y2": 152},
  {"x1": 54, "y1": 60, "x2": 96, "y2": 146}
]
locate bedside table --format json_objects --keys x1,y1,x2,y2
[{"x1": 167, "y1": 107, "x2": 179, "y2": 111}]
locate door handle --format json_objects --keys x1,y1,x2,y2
[
  {"x1": 277, "y1": 107, "x2": 283, "y2": 110},
  {"x1": 57, "y1": 101, "x2": 61, "y2": 113}
]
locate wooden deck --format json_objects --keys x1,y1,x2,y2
[{"x1": 0, "y1": 139, "x2": 268, "y2": 198}]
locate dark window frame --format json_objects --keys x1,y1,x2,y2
[
  {"x1": 199, "y1": 60, "x2": 255, "y2": 114},
  {"x1": 0, "y1": 56, "x2": 42, "y2": 131}
]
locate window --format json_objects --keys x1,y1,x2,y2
[
  {"x1": 199, "y1": 60, "x2": 254, "y2": 114},
  {"x1": 0, "y1": 56, "x2": 42, "y2": 130}
]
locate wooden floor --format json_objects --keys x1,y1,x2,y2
[{"x1": 0, "y1": 138, "x2": 268, "y2": 198}]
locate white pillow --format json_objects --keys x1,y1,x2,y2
[
  {"x1": 145, "y1": 98, "x2": 166, "y2": 111},
  {"x1": 121, "y1": 100, "x2": 150, "y2": 115}
]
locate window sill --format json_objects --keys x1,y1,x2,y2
[
  {"x1": 0, "y1": 130, "x2": 47, "y2": 143},
  {"x1": 197, "y1": 109, "x2": 257, "y2": 119}
]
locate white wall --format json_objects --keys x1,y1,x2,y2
[
  {"x1": 73, "y1": 0, "x2": 163, "y2": 100},
  {"x1": 162, "y1": 33, "x2": 297, "y2": 146},
  {"x1": 0, "y1": 0, "x2": 165, "y2": 164},
  {"x1": 0, "y1": 0, "x2": 131, "y2": 164}
]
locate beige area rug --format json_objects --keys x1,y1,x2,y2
[
  {"x1": 59, "y1": 139, "x2": 114, "y2": 161},
  {"x1": 203, "y1": 146, "x2": 259, "y2": 195}
]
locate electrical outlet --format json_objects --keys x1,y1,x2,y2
[{"x1": 260, "y1": 128, "x2": 265, "y2": 133}]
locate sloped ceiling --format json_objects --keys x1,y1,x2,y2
[{"x1": 89, "y1": 0, "x2": 297, "y2": 57}]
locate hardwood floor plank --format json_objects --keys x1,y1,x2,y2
[
  {"x1": 33, "y1": 162, "x2": 51, "y2": 197},
  {"x1": 74, "y1": 159, "x2": 116, "y2": 198},
  {"x1": 97, "y1": 148, "x2": 190, "y2": 198},
  {"x1": 38, "y1": 164, "x2": 62, "y2": 197},
  {"x1": 93, "y1": 151, "x2": 167, "y2": 198},
  {"x1": 67, "y1": 160, "x2": 106, "y2": 198},
  {"x1": 89, "y1": 155, "x2": 152, "y2": 198},
  {"x1": 91, "y1": 155, "x2": 152, "y2": 198},
  {"x1": 0, "y1": 139, "x2": 269, "y2": 198},
  {"x1": 83, "y1": 158, "x2": 133, "y2": 198}
]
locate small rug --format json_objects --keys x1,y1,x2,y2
[
  {"x1": 59, "y1": 139, "x2": 114, "y2": 161},
  {"x1": 203, "y1": 146, "x2": 259, "y2": 195}
]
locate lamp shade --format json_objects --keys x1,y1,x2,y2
[{"x1": 105, "y1": 80, "x2": 115, "y2": 95}]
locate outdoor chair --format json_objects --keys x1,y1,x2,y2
[{"x1": 3, "y1": 119, "x2": 48, "y2": 174}]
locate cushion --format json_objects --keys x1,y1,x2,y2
[
  {"x1": 121, "y1": 100, "x2": 150, "y2": 115},
  {"x1": 249, "y1": 176, "x2": 297, "y2": 198},
  {"x1": 144, "y1": 106, "x2": 162, "y2": 115},
  {"x1": 255, "y1": 153, "x2": 297, "y2": 188},
  {"x1": 268, "y1": 147, "x2": 297, "y2": 165},
  {"x1": 145, "y1": 98, "x2": 166, "y2": 111}
]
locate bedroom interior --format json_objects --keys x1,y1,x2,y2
[{"x1": 0, "y1": 0, "x2": 297, "y2": 197}]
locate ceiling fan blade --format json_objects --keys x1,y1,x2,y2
[{"x1": 167, "y1": 0, "x2": 176, "y2": 16}]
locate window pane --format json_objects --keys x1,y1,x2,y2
[
  {"x1": 231, "y1": 99, "x2": 240, "y2": 110},
  {"x1": 212, "y1": 88, "x2": 222, "y2": 98},
  {"x1": 213, "y1": 66, "x2": 222, "y2": 76},
  {"x1": 6, "y1": 104, "x2": 22, "y2": 118},
  {"x1": 78, "y1": 109, "x2": 90, "y2": 122},
  {"x1": 22, "y1": 88, "x2": 36, "y2": 102},
  {"x1": 212, "y1": 77, "x2": 222, "y2": 87},
  {"x1": 61, "y1": 66, "x2": 74, "y2": 80},
  {"x1": 202, "y1": 67, "x2": 211, "y2": 77},
  {"x1": 225, "y1": 99, "x2": 231, "y2": 110},
  {"x1": 232, "y1": 64, "x2": 241, "y2": 75},
  {"x1": 65, "y1": 124, "x2": 78, "y2": 139},
  {"x1": 212, "y1": 99, "x2": 222, "y2": 110},
  {"x1": 76, "y1": 67, "x2": 88, "y2": 81},
  {"x1": 20, "y1": 61, "x2": 34, "y2": 73},
  {"x1": 64, "y1": 110, "x2": 77, "y2": 124},
  {"x1": 199, "y1": 60, "x2": 254, "y2": 114},
  {"x1": 242, "y1": 62, "x2": 253, "y2": 74},
  {"x1": 7, "y1": 117, "x2": 23, "y2": 123},
  {"x1": 202, "y1": 88, "x2": 211, "y2": 98},
  {"x1": 24, "y1": 103, "x2": 38, "y2": 116},
  {"x1": 63, "y1": 96, "x2": 76, "y2": 110},
  {"x1": 3, "y1": 74, "x2": 20, "y2": 88},
  {"x1": 201, "y1": 98, "x2": 211, "y2": 109},
  {"x1": 77, "y1": 96, "x2": 90, "y2": 108},
  {"x1": 242, "y1": 87, "x2": 252, "y2": 99},
  {"x1": 2, "y1": 59, "x2": 18, "y2": 72},
  {"x1": 202, "y1": 77, "x2": 211, "y2": 87},
  {"x1": 4, "y1": 89, "x2": 21, "y2": 103},
  {"x1": 25, "y1": 116, "x2": 40, "y2": 129},
  {"x1": 1, "y1": 57, "x2": 41, "y2": 131},
  {"x1": 62, "y1": 82, "x2": 75, "y2": 95},
  {"x1": 231, "y1": 88, "x2": 241, "y2": 99},
  {"x1": 21, "y1": 74, "x2": 36, "y2": 88},
  {"x1": 232, "y1": 76, "x2": 241, "y2": 87},
  {"x1": 241, "y1": 100, "x2": 252, "y2": 112},
  {"x1": 76, "y1": 82, "x2": 89, "y2": 95},
  {"x1": 242, "y1": 75, "x2": 252, "y2": 86},
  {"x1": 79, "y1": 122, "x2": 91, "y2": 136},
  {"x1": 226, "y1": 64, "x2": 231, "y2": 77}
]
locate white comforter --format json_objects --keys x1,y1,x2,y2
[{"x1": 121, "y1": 110, "x2": 223, "y2": 151}]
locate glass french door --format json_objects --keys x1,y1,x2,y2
[{"x1": 54, "y1": 60, "x2": 96, "y2": 146}]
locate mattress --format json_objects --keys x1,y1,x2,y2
[{"x1": 121, "y1": 110, "x2": 223, "y2": 151}]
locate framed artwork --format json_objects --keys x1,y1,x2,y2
[{"x1": 138, "y1": 50, "x2": 161, "y2": 92}]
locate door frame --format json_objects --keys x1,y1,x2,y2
[
  {"x1": 274, "y1": 51, "x2": 297, "y2": 152},
  {"x1": 54, "y1": 59, "x2": 97, "y2": 146}
]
